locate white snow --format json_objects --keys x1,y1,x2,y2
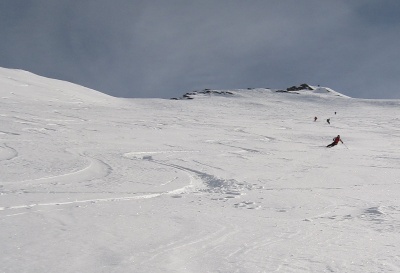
[{"x1": 1, "y1": 67, "x2": 400, "y2": 273}]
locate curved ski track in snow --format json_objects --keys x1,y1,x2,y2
[
  {"x1": 0, "y1": 143, "x2": 18, "y2": 161},
  {"x1": 124, "y1": 150, "x2": 253, "y2": 195},
  {"x1": 1, "y1": 152, "x2": 111, "y2": 187},
  {"x1": 1, "y1": 150, "x2": 204, "y2": 213},
  {"x1": 124, "y1": 151, "x2": 204, "y2": 194}
]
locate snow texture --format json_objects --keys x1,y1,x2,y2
[{"x1": 1, "y1": 67, "x2": 400, "y2": 272}]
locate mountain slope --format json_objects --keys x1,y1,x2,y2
[
  {"x1": 0, "y1": 67, "x2": 115, "y2": 104},
  {"x1": 1, "y1": 68, "x2": 400, "y2": 273}
]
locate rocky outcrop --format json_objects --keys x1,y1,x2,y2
[
  {"x1": 171, "y1": 89, "x2": 234, "y2": 100},
  {"x1": 286, "y1": 83, "x2": 314, "y2": 91},
  {"x1": 172, "y1": 84, "x2": 319, "y2": 100},
  {"x1": 275, "y1": 83, "x2": 314, "y2": 94}
]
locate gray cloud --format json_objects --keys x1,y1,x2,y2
[{"x1": 1, "y1": 0, "x2": 399, "y2": 99}]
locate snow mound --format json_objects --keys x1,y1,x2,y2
[
  {"x1": 276, "y1": 83, "x2": 350, "y2": 98},
  {"x1": 309, "y1": 85, "x2": 351, "y2": 98},
  {"x1": 0, "y1": 67, "x2": 116, "y2": 104}
]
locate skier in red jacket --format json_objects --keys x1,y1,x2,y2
[{"x1": 327, "y1": 135, "x2": 343, "y2": 148}]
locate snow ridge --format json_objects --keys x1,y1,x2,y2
[{"x1": 174, "y1": 83, "x2": 350, "y2": 100}]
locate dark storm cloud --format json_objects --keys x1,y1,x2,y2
[{"x1": 1, "y1": 0, "x2": 399, "y2": 99}]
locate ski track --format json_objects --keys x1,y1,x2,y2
[
  {"x1": 124, "y1": 150, "x2": 200, "y2": 157},
  {"x1": 0, "y1": 193, "x2": 162, "y2": 215},
  {"x1": 124, "y1": 151, "x2": 204, "y2": 192},
  {"x1": 138, "y1": 219, "x2": 242, "y2": 271},
  {"x1": 0, "y1": 150, "x2": 203, "y2": 214},
  {"x1": 0, "y1": 143, "x2": 18, "y2": 161},
  {"x1": 1, "y1": 152, "x2": 111, "y2": 187},
  {"x1": 141, "y1": 157, "x2": 252, "y2": 195}
]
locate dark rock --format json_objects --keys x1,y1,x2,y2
[{"x1": 286, "y1": 83, "x2": 314, "y2": 91}]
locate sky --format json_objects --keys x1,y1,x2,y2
[{"x1": 1, "y1": 0, "x2": 400, "y2": 99}]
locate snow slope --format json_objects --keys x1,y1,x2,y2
[{"x1": 1, "y1": 68, "x2": 400, "y2": 273}]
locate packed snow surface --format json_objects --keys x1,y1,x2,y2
[{"x1": 1, "y1": 67, "x2": 400, "y2": 273}]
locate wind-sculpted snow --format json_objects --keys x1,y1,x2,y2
[{"x1": 1, "y1": 68, "x2": 400, "y2": 273}]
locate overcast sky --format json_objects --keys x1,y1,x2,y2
[{"x1": 1, "y1": 0, "x2": 400, "y2": 99}]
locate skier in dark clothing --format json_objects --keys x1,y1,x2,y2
[
  {"x1": 327, "y1": 118, "x2": 330, "y2": 124},
  {"x1": 327, "y1": 135, "x2": 343, "y2": 148}
]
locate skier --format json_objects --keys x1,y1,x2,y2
[
  {"x1": 327, "y1": 118, "x2": 330, "y2": 124},
  {"x1": 326, "y1": 135, "x2": 343, "y2": 148},
  {"x1": 314, "y1": 116, "x2": 318, "y2": 122}
]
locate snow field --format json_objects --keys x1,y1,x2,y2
[{"x1": 1, "y1": 69, "x2": 400, "y2": 272}]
